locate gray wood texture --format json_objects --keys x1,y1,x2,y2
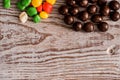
[{"x1": 0, "y1": 0, "x2": 120, "y2": 80}]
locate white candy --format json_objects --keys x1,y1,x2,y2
[{"x1": 19, "y1": 12, "x2": 28, "y2": 23}]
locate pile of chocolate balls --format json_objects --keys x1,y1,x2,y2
[{"x1": 58, "y1": 0, "x2": 120, "y2": 32}]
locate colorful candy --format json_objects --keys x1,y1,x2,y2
[
  {"x1": 37, "y1": 5, "x2": 42, "y2": 12},
  {"x1": 19, "y1": 12, "x2": 28, "y2": 23},
  {"x1": 33, "y1": 15, "x2": 41, "y2": 23},
  {"x1": 17, "y1": 2, "x2": 26, "y2": 10},
  {"x1": 3, "y1": 0, "x2": 11, "y2": 9},
  {"x1": 26, "y1": 7, "x2": 37, "y2": 16},
  {"x1": 32, "y1": 0, "x2": 42, "y2": 7},
  {"x1": 3, "y1": 0, "x2": 56, "y2": 23},
  {"x1": 40, "y1": 11, "x2": 49, "y2": 19},
  {"x1": 46, "y1": 0, "x2": 56, "y2": 5},
  {"x1": 21, "y1": 0, "x2": 31, "y2": 7},
  {"x1": 43, "y1": 2, "x2": 53, "y2": 13}
]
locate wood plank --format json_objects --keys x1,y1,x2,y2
[{"x1": 0, "y1": 0, "x2": 120, "y2": 80}]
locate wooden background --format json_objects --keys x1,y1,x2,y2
[{"x1": 0, "y1": 0, "x2": 120, "y2": 80}]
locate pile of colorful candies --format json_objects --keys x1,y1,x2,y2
[
  {"x1": 58, "y1": 0, "x2": 120, "y2": 32},
  {"x1": 3, "y1": 0, "x2": 56, "y2": 23}
]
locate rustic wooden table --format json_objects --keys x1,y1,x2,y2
[{"x1": 0, "y1": 0, "x2": 120, "y2": 80}]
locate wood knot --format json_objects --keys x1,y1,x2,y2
[{"x1": 107, "y1": 45, "x2": 119, "y2": 55}]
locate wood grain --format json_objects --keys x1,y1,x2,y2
[{"x1": 0, "y1": 0, "x2": 120, "y2": 80}]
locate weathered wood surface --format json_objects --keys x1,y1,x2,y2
[{"x1": 0, "y1": 0, "x2": 120, "y2": 80}]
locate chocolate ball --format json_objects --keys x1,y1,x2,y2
[
  {"x1": 66, "y1": 0, "x2": 76, "y2": 6},
  {"x1": 109, "y1": 0, "x2": 120, "y2": 10},
  {"x1": 91, "y1": 14, "x2": 103, "y2": 23},
  {"x1": 98, "y1": 22, "x2": 109, "y2": 32},
  {"x1": 89, "y1": 0, "x2": 97, "y2": 3},
  {"x1": 77, "y1": 0, "x2": 88, "y2": 7},
  {"x1": 72, "y1": 22, "x2": 82, "y2": 31},
  {"x1": 100, "y1": 6, "x2": 110, "y2": 16},
  {"x1": 70, "y1": 6, "x2": 80, "y2": 16},
  {"x1": 78, "y1": 11, "x2": 89, "y2": 21},
  {"x1": 58, "y1": 5, "x2": 69, "y2": 15},
  {"x1": 87, "y1": 5, "x2": 97, "y2": 14},
  {"x1": 83, "y1": 22, "x2": 95, "y2": 32},
  {"x1": 97, "y1": 0, "x2": 107, "y2": 6},
  {"x1": 64, "y1": 15, "x2": 74, "y2": 25},
  {"x1": 110, "y1": 11, "x2": 120, "y2": 21}
]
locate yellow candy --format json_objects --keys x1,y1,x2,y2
[
  {"x1": 40, "y1": 11, "x2": 49, "y2": 19},
  {"x1": 46, "y1": 0, "x2": 56, "y2": 5},
  {"x1": 32, "y1": 0, "x2": 42, "y2": 7}
]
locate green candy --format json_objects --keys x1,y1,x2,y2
[
  {"x1": 26, "y1": 7, "x2": 37, "y2": 17},
  {"x1": 17, "y1": 2, "x2": 25, "y2": 11},
  {"x1": 33, "y1": 15, "x2": 41, "y2": 23},
  {"x1": 21, "y1": 0, "x2": 31, "y2": 7},
  {"x1": 3, "y1": 0, "x2": 11, "y2": 9}
]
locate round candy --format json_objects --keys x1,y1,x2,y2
[
  {"x1": 70, "y1": 6, "x2": 79, "y2": 16},
  {"x1": 72, "y1": 22, "x2": 82, "y2": 31},
  {"x1": 100, "y1": 6, "x2": 110, "y2": 16},
  {"x1": 43, "y1": 2, "x2": 53, "y2": 13},
  {"x1": 17, "y1": 2, "x2": 26, "y2": 11},
  {"x1": 97, "y1": 0, "x2": 107, "y2": 6},
  {"x1": 26, "y1": 7, "x2": 37, "y2": 16},
  {"x1": 46, "y1": 0, "x2": 56, "y2": 5},
  {"x1": 33, "y1": 15, "x2": 41, "y2": 23},
  {"x1": 91, "y1": 14, "x2": 103, "y2": 23},
  {"x1": 21, "y1": 0, "x2": 31, "y2": 7},
  {"x1": 89, "y1": 0, "x2": 97, "y2": 3},
  {"x1": 78, "y1": 11, "x2": 89, "y2": 21},
  {"x1": 66, "y1": 0, "x2": 76, "y2": 6},
  {"x1": 110, "y1": 11, "x2": 120, "y2": 21},
  {"x1": 40, "y1": 11, "x2": 49, "y2": 19},
  {"x1": 98, "y1": 22, "x2": 109, "y2": 32},
  {"x1": 87, "y1": 5, "x2": 97, "y2": 14},
  {"x1": 3, "y1": 0, "x2": 11, "y2": 9},
  {"x1": 32, "y1": 0, "x2": 42, "y2": 7},
  {"x1": 58, "y1": 5, "x2": 69, "y2": 15},
  {"x1": 83, "y1": 22, "x2": 95, "y2": 32},
  {"x1": 78, "y1": 0, "x2": 88, "y2": 7},
  {"x1": 109, "y1": 1, "x2": 120, "y2": 10},
  {"x1": 37, "y1": 5, "x2": 42, "y2": 12},
  {"x1": 64, "y1": 15, "x2": 74, "y2": 25}
]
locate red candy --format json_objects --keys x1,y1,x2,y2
[
  {"x1": 37, "y1": 5, "x2": 42, "y2": 12},
  {"x1": 43, "y1": 2, "x2": 53, "y2": 13}
]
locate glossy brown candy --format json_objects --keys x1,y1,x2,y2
[
  {"x1": 77, "y1": 0, "x2": 88, "y2": 7},
  {"x1": 78, "y1": 11, "x2": 89, "y2": 21},
  {"x1": 100, "y1": 6, "x2": 110, "y2": 16},
  {"x1": 72, "y1": 22, "x2": 82, "y2": 31},
  {"x1": 64, "y1": 15, "x2": 74, "y2": 25},
  {"x1": 58, "y1": 0, "x2": 120, "y2": 32},
  {"x1": 89, "y1": 0, "x2": 97, "y2": 3},
  {"x1": 98, "y1": 22, "x2": 109, "y2": 32},
  {"x1": 97, "y1": 0, "x2": 107, "y2": 6},
  {"x1": 83, "y1": 22, "x2": 95, "y2": 32},
  {"x1": 58, "y1": 5, "x2": 69, "y2": 15},
  {"x1": 109, "y1": 0, "x2": 120, "y2": 10},
  {"x1": 91, "y1": 14, "x2": 103, "y2": 23},
  {"x1": 66, "y1": 0, "x2": 76, "y2": 6},
  {"x1": 70, "y1": 6, "x2": 79, "y2": 16},
  {"x1": 110, "y1": 11, "x2": 120, "y2": 21},
  {"x1": 87, "y1": 5, "x2": 97, "y2": 14}
]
